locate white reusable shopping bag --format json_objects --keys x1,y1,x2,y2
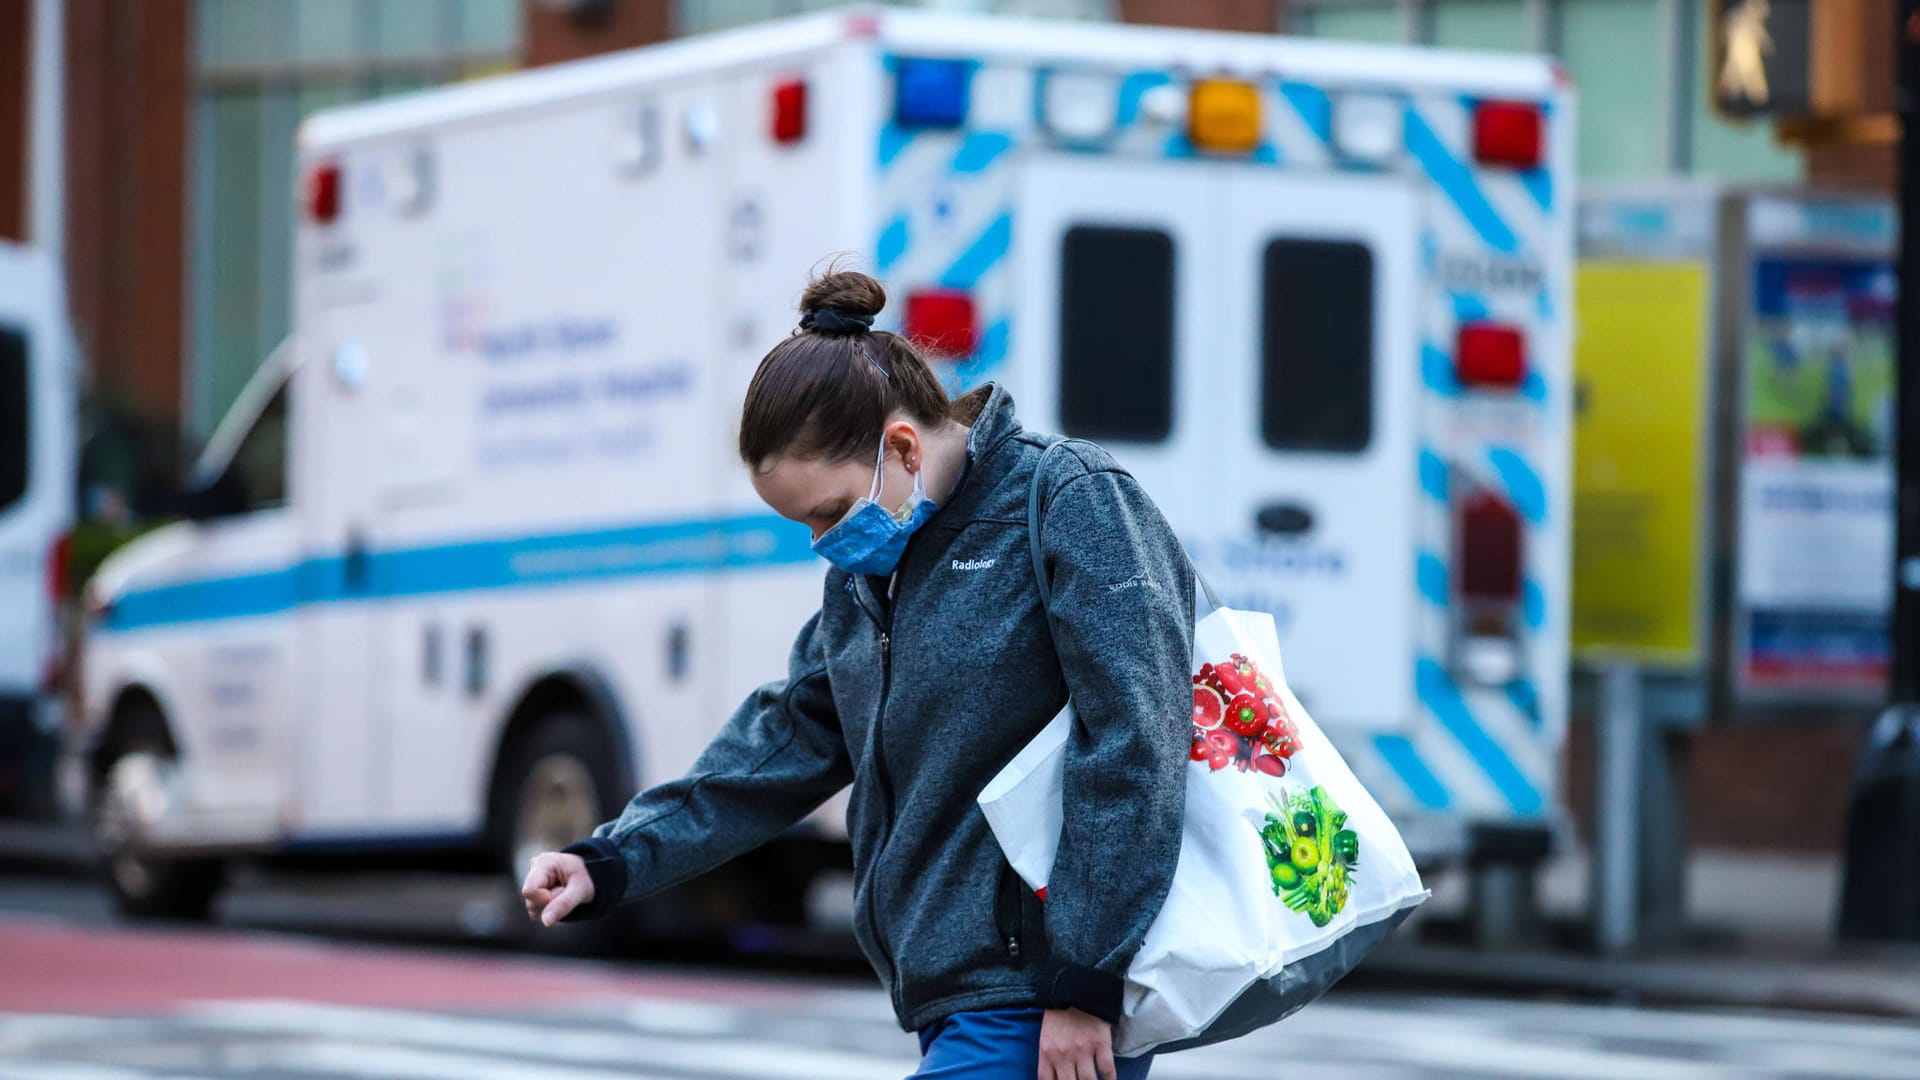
[{"x1": 978, "y1": 440, "x2": 1429, "y2": 1056}]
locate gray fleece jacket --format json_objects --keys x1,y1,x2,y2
[{"x1": 561, "y1": 381, "x2": 1195, "y2": 1032}]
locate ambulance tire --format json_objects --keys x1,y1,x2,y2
[
  {"x1": 491, "y1": 712, "x2": 626, "y2": 952},
  {"x1": 91, "y1": 711, "x2": 226, "y2": 922}
]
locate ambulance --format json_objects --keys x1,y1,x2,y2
[
  {"x1": 0, "y1": 243, "x2": 75, "y2": 821},
  {"x1": 75, "y1": 7, "x2": 1574, "y2": 923}
]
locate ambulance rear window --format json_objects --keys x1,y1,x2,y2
[
  {"x1": 0, "y1": 325, "x2": 26, "y2": 514},
  {"x1": 1058, "y1": 225, "x2": 1174, "y2": 443},
  {"x1": 1260, "y1": 239, "x2": 1373, "y2": 453}
]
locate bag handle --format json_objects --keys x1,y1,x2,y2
[{"x1": 1027, "y1": 438, "x2": 1222, "y2": 614}]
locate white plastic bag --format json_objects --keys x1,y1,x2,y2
[{"x1": 981, "y1": 440, "x2": 1429, "y2": 1056}]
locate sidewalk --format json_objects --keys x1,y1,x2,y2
[
  {"x1": 1358, "y1": 939, "x2": 1920, "y2": 1020},
  {"x1": 1356, "y1": 845, "x2": 1920, "y2": 1021}
]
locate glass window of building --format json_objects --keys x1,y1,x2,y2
[
  {"x1": 189, "y1": 0, "x2": 523, "y2": 439},
  {"x1": 1430, "y1": 0, "x2": 1528, "y2": 52},
  {"x1": 1297, "y1": 3, "x2": 1405, "y2": 43},
  {"x1": 681, "y1": 0, "x2": 1111, "y2": 35},
  {"x1": 1287, "y1": 0, "x2": 1806, "y2": 185},
  {"x1": 1560, "y1": 0, "x2": 1663, "y2": 180}
]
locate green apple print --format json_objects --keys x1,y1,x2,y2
[{"x1": 1256, "y1": 786, "x2": 1360, "y2": 927}]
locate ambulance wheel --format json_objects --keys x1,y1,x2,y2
[
  {"x1": 91, "y1": 717, "x2": 225, "y2": 922},
  {"x1": 491, "y1": 713, "x2": 624, "y2": 949}
]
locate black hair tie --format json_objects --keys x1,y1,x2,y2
[{"x1": 800, "y1": 307, "x2": 875, "y2": 335}]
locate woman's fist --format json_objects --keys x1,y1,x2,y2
[{"x1": 521, "y1": 851, "x2": 594, "y2": 926}]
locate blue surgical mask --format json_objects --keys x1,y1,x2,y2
[{"x1": 812, "y1": 435, "x2": 938, "y2": 576}]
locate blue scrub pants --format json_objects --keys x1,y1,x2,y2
[{"x1": 912, "y1": 1008, "x2": 1155, "y2": 1079}]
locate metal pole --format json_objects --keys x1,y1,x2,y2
[
  {"x1": 1894, "y1": 4, "x2": 1920, "y2": 705},
  {"x1": 1595, "y1": 660, "x2": 1642, "y2": 956},
  {"x1": 28, "y1": 0, "x2": 64, "y2": 263}
]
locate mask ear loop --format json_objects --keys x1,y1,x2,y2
[{"x1": 866, "y1": 429, "x2": 888, "y2": 503}]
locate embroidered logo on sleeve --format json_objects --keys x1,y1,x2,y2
[
  {"x1": 1105, "y1": 573, "x2": 1160, "y2": 593},
  {"x1": 951, "y1": 557, "x2": 997, "y2": 572}
]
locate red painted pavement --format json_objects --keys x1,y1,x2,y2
[{"x1": 0, "y1": 915, "x2": 808, "y2": 1014}]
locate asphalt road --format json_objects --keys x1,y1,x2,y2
[{"x1": 2, "y1": 857, "x2": 1918, "y2": 1078}]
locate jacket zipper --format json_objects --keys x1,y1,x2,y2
[{"x1": 851, "y1": 573, "x2": 904, "y2": 1013}]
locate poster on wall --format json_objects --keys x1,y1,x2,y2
[{"x1": 1735, "y1": 250, "x2": 1896, "y2": 698}]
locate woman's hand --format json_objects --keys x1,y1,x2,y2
[
  {"x1": 1038, "y1": 1007, "x2": 1117, "y2": 1080},
  {"x1": 521, "y1": 851, "x2": 593, "y2": 926}
]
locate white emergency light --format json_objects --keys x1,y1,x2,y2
[
  {"x1": 1138, "y1": 84, "x2": 1185, "y2": 126},
  {"x1": 611, "y1": 104, "x2": 662, "y2": 177},
  {"x1": 1332, "y1": 93, "x2": 1402, "y2": 164},
  {"x1": 1041, "y1": 72, "x2": 1118, "y2": 143},
  {"x1": 685, "y1": 102, "x2": 721, "y2": 154}
]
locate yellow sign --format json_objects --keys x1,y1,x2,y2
[{"x1": 1571, "y1": 261, "x2": 1710, "y2": 665}]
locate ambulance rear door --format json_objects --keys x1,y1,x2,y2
[{"x1": 1015, "y1": 157, "x2": 1420, "y2": 731}]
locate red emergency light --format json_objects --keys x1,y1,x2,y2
[
  {"x1": 304, "y1": 161, "x2": 342, "y2": 224},
  {"x1": 905, "y1": 289, "x2": 978, "y2": 357},
  {"x1": 1455, "y1": 322, "x2": 1526, "y2": 389},
  {"x1": 772, "y1": 79, "x2": 808, "y2": 144},
  {"x1": 1472, "y1": 101, "x2": 1543, "y2": 169}
]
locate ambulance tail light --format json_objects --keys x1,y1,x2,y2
[
  {"x1": 1472, "y1": 100, "x2": 1543, "y2": 169},
  {"x1": 771, "y1": 78, "x2": 807, "y2": 144},
  {"x1": 1455, "y1": 323, "x2": 1526, "y2": 389},
  {"x1": 47, "y1": 530, "x2": 71, "y2": 610},
  {"x1": 905, "y1": 289, "x2": 978, "y2": 358},
  {"x1": 1454, "y1": 488, "x2": 1524, "y2": 685},
  {"x1": 43, "y1": 530, "x2": 71, "y2": 692},
  {"x1": 304, "y1": 160, "x2": 342, "y2": 224}
]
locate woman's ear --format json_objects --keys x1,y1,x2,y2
[{"x1": 885, "y1": 420, "x2": 921, "y2": 472}]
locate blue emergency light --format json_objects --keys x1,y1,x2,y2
[{"x1": 894, "y1": 58, "x2": 970, "y2": 129}]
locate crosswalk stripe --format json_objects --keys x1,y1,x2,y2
[
  {"x1": 221, "y1": 1040, "x2": 681, "y2": 1080},
  {"x1": 0, "y1": 1065, "x2": 205, "y2": 1080},
  {"x1": 186, "y1": 1000, "x2": 913, "y2": 1079}
]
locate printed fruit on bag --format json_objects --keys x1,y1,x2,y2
[
  {"x1": 1188, "y1": 651, "x2": 1306, "y2": 776},
  {"x1": 1332, "y1": 829, "x2": 1360, "y2": 866},
  {"x1": 1253, "y1": 786, "x2": 1358, "y2": 928},
  {"x1": 1224, "y1": 693, "x2": 1265, "y2": 736},
  {"x1": 1192, "y1": 686, "x2": 1225, "y2": 730},
  {"x1": 1271, "y1": 861, "x2": 1300, "y2": 890}
]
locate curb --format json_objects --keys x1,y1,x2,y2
[{"x1": 1353, "y1": 942, "x2": 1920, "y2": 1022}]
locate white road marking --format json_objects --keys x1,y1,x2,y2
[{"x1": 187, "y1": 1000, "x2": 911, "y2": 1080}]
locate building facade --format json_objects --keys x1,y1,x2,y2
[{"x1": 0, "y1": 0, "x2": 1896, "y2": 863}]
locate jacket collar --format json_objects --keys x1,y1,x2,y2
[{"x1": 937, "y1": 381, "x2": 1024, "y2": 521}]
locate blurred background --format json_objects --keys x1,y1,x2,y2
[{"x1": 3, "y1": 2, "x2": 1920, "y2": 1077}]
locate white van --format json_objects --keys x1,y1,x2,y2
[
  {"x1": 77, "y1": 8, "x2": 1573, "y2": 920},
  {"x1": 0, "y1": 243, "x2": 75, "y2": 820}
]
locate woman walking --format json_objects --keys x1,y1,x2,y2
[{"x1": 522, "y1": 268, "x2": 1193, "y2": 1080}]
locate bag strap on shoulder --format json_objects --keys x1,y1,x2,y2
[{"x1": 1027, "y1": 438, "x2": 1220, "y2": 613}]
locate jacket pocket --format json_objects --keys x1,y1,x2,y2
[{"x1": 993, "y1": 856, "x2": 1026, "y2": 969}]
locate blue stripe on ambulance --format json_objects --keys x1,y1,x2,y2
[{"x1": 101, "y1": 513, "x2": 819, "y2": 632}]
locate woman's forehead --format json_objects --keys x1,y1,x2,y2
[{"x1": 754, "y1": 452, "x2": 865, "y2": 506}]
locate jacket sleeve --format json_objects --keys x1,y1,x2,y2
[
  {"x1": 1032, "y1": 461, "x2": 1195, "y2": 1023},
  {"x1": 559, "y1": 607, "x2": 850, "y2": 921}
]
